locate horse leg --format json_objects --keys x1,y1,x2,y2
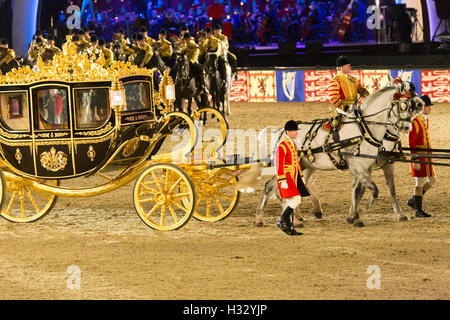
[
  {"x1": 255, "y1": 176, "x2": 277, "y2": 227},
  {"x1": 187, "y1": 98, "x2": 192, "y2": 116},
  {"x1": 303, "y1": 167, "x2": 323, "y2": 219},
  {"x1": 347, "y1": 177, "x2": 366, "y2": 227},
  {"x1": 382, "y1": 163, "x2": 408, "y2": 221},
  {"x1": 362, "y1": 174, "x2": 379, "y2": 215}
]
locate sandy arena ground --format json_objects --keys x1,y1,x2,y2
[{"x1": 0, "y1": 102, "x2": 449, "y2": 300}]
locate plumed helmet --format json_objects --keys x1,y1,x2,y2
[
  {"x1": 336, "y1": 55, "x2": 350, "y2": 67},
  {"x1": 284, "y1": 120, "x2": 299, "y2": 131}
]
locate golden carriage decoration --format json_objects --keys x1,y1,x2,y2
[{"x1": 0, "y1": 46, "x2": 240, "y2": 230}]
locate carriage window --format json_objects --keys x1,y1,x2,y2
[
  {"x1": 124, "y1": 82, "x2": 150, "y2": 112},
  {"x1": 0, "y1": 92, "x2": 30, "y2": 131},
  {"x1": 75, "y1": 88, "x2": 111, "y2": 129},
  {"x1": 36, "y1": 88, "x2": 68, "y2": 130}
]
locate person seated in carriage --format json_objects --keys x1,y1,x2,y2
[
  {"x1": 179, "y1": 32, "x2": 207, "y2": 94},
  {"x1": 328, "y1": 55, "x2": 369, "y2": 140},
  {"x1": 40, "y1": 35, "x2": 61, "y2": 64},
  {"x1": 213, "y1": 24, "x2": 238, "y2": 80},
  {"x1": 96, "y1": 38, "x2": 114, "y2": 68},
  {"x1": 0, "y1": 39, "x2": 16, "y2": 75}
]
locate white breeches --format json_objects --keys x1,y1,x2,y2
[
  {"x1": 415, "y1": 176, "x2": 437, "y2": 188},
  {"x1": 287, "y1": 196, "x2": 302, "y2": 209}
]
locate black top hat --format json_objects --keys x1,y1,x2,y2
[
  {"x1": 183, "y1": 32, "x2": 191, "y2": 40},
  {"x1": 420, "y1": 95, "x2": 433, "y2": 106},
  {"x1": 336, "y1": 55, "x2": 350, "y2": 67},
  {"x1": 98, "y1": 38, "x2": 106, "y2": 46},
  {"x1": 0, "y1": 38, "x2": 8, "y2": 45},
  {"x1": 284, "y1": 120, "x2": 299, "y2": 131},
  {"x1": 136, "y1": 33, "x2": 145, "y2": 41},
  {"x1": 90, "y1": 35, "x2": 98, "y2": 43},
  {"x1": 205, "y1": 27, "x2": 212, "y2": 33},
  {"x1": 214, "y1": 24, "x2": 222, "y2": 30},
  {"x1": 139, "y1": 26, "x2": 148, "y2": 33},
  {"x1": 159, "y1": 28, "x2": 167, "y2": 36}
]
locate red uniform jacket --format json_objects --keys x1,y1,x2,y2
[
  {"x1": 275, "y1": 136, "x2": 309, "y2": 198},
  {"x1": 409, "y1": 113, "x2": 435, "y2": 177}
]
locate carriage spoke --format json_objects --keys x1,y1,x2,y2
[
  {"x1": 140, "y1": 183, "x2": 159, "y2": 195},
  {"x1": 4, "y1": 191, "x2": 18, "y2": 214},
  {"x1": 146, "y1": 203, "x2": 161, "y2": 218},
  {"x1": 168, "y1": 204, "x2": 179, "y2": 224},
  {"x1": 25, "y1": 187, "x2": 40, "y2": 213},
  {"x1": 19, "y1": 191, "x2": 25, "y2": 218},
  {"x1": 33, "y1": 189, "x2": 53, "y2": 201},
  {"x1": 206, "y1": 197, "x2": 211, "y2": 217},
  {"x1": 151, "y1": 171, "x2": 164, "y2": 193},
  {"x1": 215, "y1": 191, "x2": 233, "y2": 201},
  {"x1": 138, "y1": 196, "x2": 155, "y2": 203},
  {"x1": 212, "y1": 195, "x2": 225, "y2": 216},
  {"x1": 160, "y1": 205, "x2": 166, "y2": 226},
  {"x1": 172, "y1": 200, "x2": 189, "y2": 213},
  {"x1": 168, "y1": 177, "x2": 182, "y2": 193}
]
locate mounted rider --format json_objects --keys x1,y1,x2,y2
[
  {"x1": 114, "y1": 28, "x2": 135, "y2": 57},
  {"x1": 204, "y1": 27, "x2": 224, "y2": 87},
  {"x1": 407, "y1": 95, "x2": 436, "y2": 218},
  {"x1": 132, "y1": 33, "x2": 153, "y2": 68},
  {"x1": 275, "y1": 120, "x2": 311, "y2": 236},
  {"x1": 328, "y1": 55, "x2": 369, "y2": 140},
  {"x1": 156, "y1": 29, "x2": 174, "y2": 67},
  {"x1": 179, "y1": 32, "x2": 207, "y2": 94},
  {"x1": 213, "y1": 24, "x2": 238, "y2": 80},
  {"x1": 139, "y1": 26, "x2": 157, "y2": 49}
]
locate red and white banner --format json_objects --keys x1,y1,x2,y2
[
  {"x1": 304, "y1": 70, "x2": 336, "y2": 102},
  {"x1": 247, "y1": 71, "x2": 277, "y2": 102},
  {"x1": 230, "y1": 71, "x2": 249, "y2": 102},
  {"x1": 421, "y1": 70, "x2": 449, "y2": 103},
  {"x1": 360, "y1": 70, "x2": 390, "y2": 94}
]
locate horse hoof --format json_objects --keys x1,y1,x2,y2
[
  {"x1": 398, "y1": 215, "x2": 408, "y2": 222},
  {"x1": 313, "y1": 211, "x2": 322, "y2": 219},
  {"x1": 294, "y1": 223, "x2": 304, "y2": 228},
  {"x1": 346, "y1": 217, "x2": 354, "y2": 224},
  {"x1": 353, "y1": 221, "x2": 365, "y2": 227},
  {"x1": 254, "y1": 221, "x2": 264, "y2": 228}
]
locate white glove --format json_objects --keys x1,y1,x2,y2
[
  {"x1": 413, "y1": 163, "x2": 420, "y2": 171},
  {"x1": 281, "y1": 181, "x2": 288, "y2": 189}
]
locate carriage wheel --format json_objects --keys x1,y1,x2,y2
[
  {"x1": 192, "y1": 107, "x2": 229, "y2": 156},
  {"x1": 188, "y1": 167, "x2": 240, "y2": 222},
  {"x1": 0, "y1": 177, "x2": 58, "y2": 223},
  {"x1": 133, "y1": 163, "x2": 196, "y2": 231}
]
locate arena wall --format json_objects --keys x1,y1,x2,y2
[{"x1": 231, "y1": 69, "x2": 450, "y2": 103}]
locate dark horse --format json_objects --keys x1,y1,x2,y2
[
  {"x1": 112, "y1": 43, "x2": 168, "y2": 75},
  {"x1": 204, "y1": 53, "x2": 225, "y2": 114},
  {"x1": 173, "y1": 54, "x2": 207, "y2": 118}
]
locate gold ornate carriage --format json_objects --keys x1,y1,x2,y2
[{"x1": 0, "y1": 48, "x2": 243, "y2": 231}]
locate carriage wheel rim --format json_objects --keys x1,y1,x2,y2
[
  {"x1": 133, "y1": 163, "x2": 196, "y2": 231},
  {"x1": 0, "y1": 178, "x2": 58, "y2": 223}
]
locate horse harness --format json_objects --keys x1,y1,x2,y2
[{"x1": 297, "y1": 105, "x2": 403, "y2": 170}]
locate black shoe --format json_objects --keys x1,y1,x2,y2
[
  {"x1": 276, "y1": 219, "x2": 303, "y2": 236},
  {"x1": 415, "y1": 210, "x2": 432, "y2": 218},
  {"x1": 406, "y1": 196, "x2": 416, "y2": 209},
  {"x1": 414, "y1": 195, "x2": 432, "y2": 218}
]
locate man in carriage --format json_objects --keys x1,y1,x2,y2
[
  {"x1": 275, "y1": 120, "x2": 310, "y2": 236},
  {"x1": 328, "y1": 55, "x2": 369, "y2": 140},
  {"x1": 407, "y1": 95, "x2": 436, "y2": 218}
]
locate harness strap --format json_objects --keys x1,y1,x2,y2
[{"x1": 355, "y1": 108, "x2": 384, "y2": 148}]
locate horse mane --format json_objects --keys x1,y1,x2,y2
[{"x1": 362, "y1": 86, "x2": 395, "y2": 106}]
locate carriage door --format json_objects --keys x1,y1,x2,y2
[{"x1": 31, "y1": 84, "x2": 75, "y2": 178}]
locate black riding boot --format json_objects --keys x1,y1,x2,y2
[
  {"x1": 407, "y1": 188, "x2": 428, "y2": 209},
  {"x1": 276, "y1": 206, "x2": 303, "y2": 236},
  {"x1": 414, "y1": 196, "x2": 432, "y2": 218}
]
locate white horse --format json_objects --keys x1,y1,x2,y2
[
  {"x1": 219, "y1": 40, "x2": 233, "y2": 115},
  {"x1": 251, "y1": 81, "x2": 421, "y2": 227}
]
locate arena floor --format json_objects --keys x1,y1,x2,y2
[{"x1": 0, "y1": 102, "x2": 448, "y2": 300}]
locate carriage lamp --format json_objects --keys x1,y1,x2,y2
[
  {"x1": 110, "y1": 78, "x2": 125, "y2": 110},
  {"x1": 159, "y1": 70, "x2": 175, "y2": 113}
]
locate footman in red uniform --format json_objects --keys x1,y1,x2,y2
[{"x1": 276, "y1": 120, "x2": 310, "y2": 236}]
